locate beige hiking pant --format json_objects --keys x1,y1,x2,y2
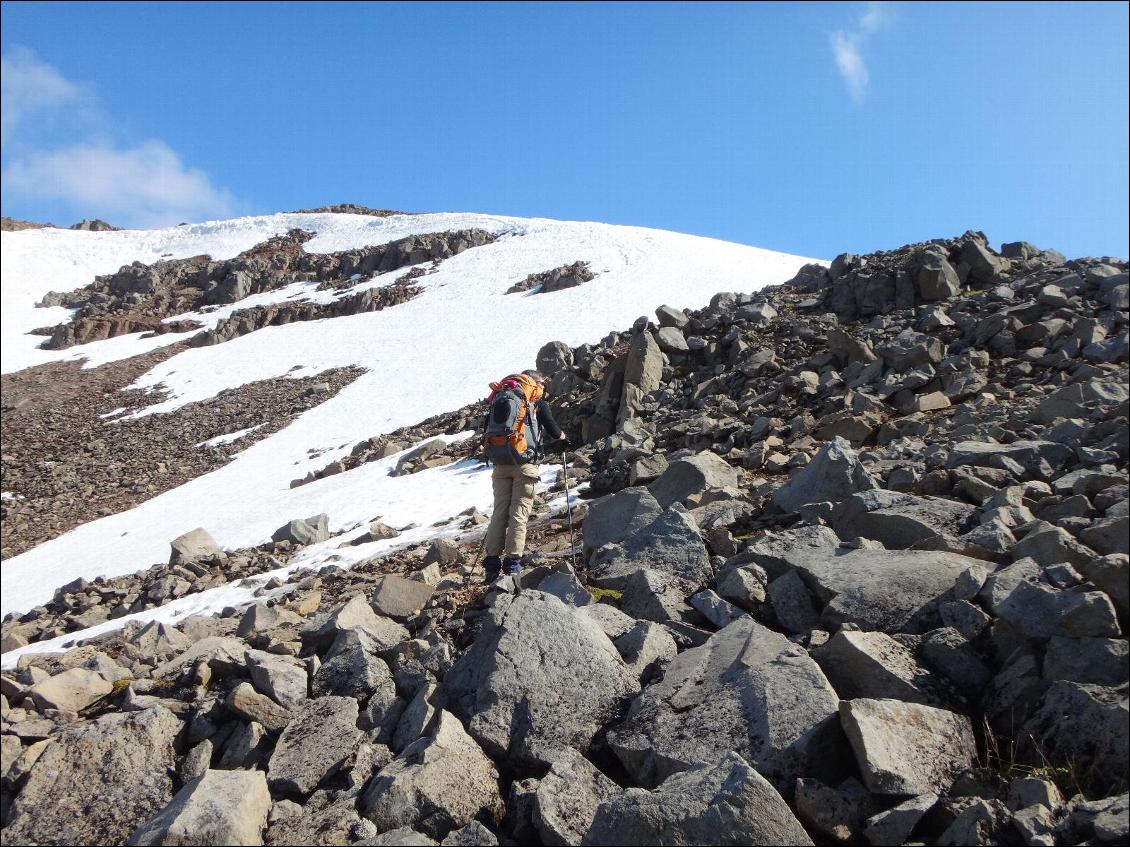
[{"x1": 485, "y1": 463, "x2": 540, "y2": 558}]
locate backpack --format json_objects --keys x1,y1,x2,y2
[{"x1": 482, "y1": 374, "x2": 544, "y2": 465}]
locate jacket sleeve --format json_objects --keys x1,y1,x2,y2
[{"x1": 536, "y1": 403, "x2": 563, "y2": 441}]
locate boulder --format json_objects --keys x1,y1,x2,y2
[
  {"x1": 862, "y1": 793, "x2": 938, "y2": 846},
  {"x1": 150, "y1": 636, "x2": 249, "y2": 679},
  {"x1": 537, "y1": 570, "x2": 592, "y2": 607},
  {"x1": 647, "y1": 452, "x2": 739, "y2": 509},
  {"x1": 169, "y1": 528, "x2": 222, "y2": 565},
  {"x1": 794, "y1": 776, "x2": 875, "y2": 843},
  {"x1": 773, "y1": 437, "x2": 878, "y2": 513},
  {"x1": 581, "y1": 487, "x2": 663, "y2": 555},
  {"x1": 301, "y1": 594, "x2": 409, "y2": 652},
  {"x1": 607, "y1": 617, "x2": 842, "y2": 789},
  {"x1": 443, "y1": 591, "x2": 639, "y2": 766},
  {"x1": 28, "y1": 667, "x2": 113, "y2": 713},
  {"x1": 370, "y1": 575, "x2": 436, "y2": 621},
  {"x1": 813, "y1": 630, "x2": 940, "y2": 705},
  {"x1": 312, "y1": 629, "x2": 398, "y2": 700},
  {"x1": 582, "y1": 752, "x2": 813, "y2": 846},
  {"x1": 533, "y1": 749, "x2": 620, "y2": 846},
  {"x1": 783, "y1": 547, "x2": 989, "y2": 633},
  {"x1": 1022, "y1": 682, "x2": 1128, "y2": 789},
  {"x1": 613, "y1": 620, "x2": 678, "y2": 681},
  {"x1": 4, "y1": 707, "x2": 181, "y2": 846},
  {"x1": 766, "y1": 569, "x2": 821, "y2": 634},
  {"x1": 588, "y1": 508, "x2": 712, "y2": 590},
  {"x1": 616, "y1": 567, "x2": 698, "y2": 625},
  {"x1": 272, "y1": 514, "x2": 330, "y2": 546},
  {"x1": 946, "y1": 440, "x2": 1073, "y2": 475},
  {"x1": 129, "y1": 769, "x2": 271, "y2": 846},
  {"x1": 246, "y1": 650, "x2": 308, "y2": 712},
  {"x1": 831, "y1": 490, "x2": 975, "y2": 549},
  {"x1": 1043, "y1": 637, "x2": 1129, "y2": 686},
  {"x1": 360, "y1": 711, "x2": 503, "y2": 840},
  {"x1": 268, "y1": 696, "x2": 361, "y2": 797},
  {"x1": 264, "y1": 793, "x2": 364, "y2": 845},
  {"x1": 536, "y1": 341, "x2": 574, "y2": 376},
  {"x1": 237, "y1": 603, "x2": 300, "y2": 638},
  {"x1": 839, "y1": 698, "x2": 975, "y2": 795},
  {"x1": 226, "y1": 682, "x2": 292, "y2": 732}
]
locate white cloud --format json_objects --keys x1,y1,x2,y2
[
  {"x1": 1, "y1": 46, "x2": 83, "y2": 143},
  {"x1": 3, "y1": 141, "x2": 237, "y2": 227},
  {"x1": 830, "y1": 2, "x2": 892, "y2": 103},
  {"x1": 1, "y1": 46, "x2": 239, "y2": 227}
]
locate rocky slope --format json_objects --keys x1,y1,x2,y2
[{"x1": 1, "y1": 230, "x2": 1127, "y2": 846}]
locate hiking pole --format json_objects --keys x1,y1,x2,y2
[{"x1": 561, "y1": 449, "x2": 578, "y2": 571}]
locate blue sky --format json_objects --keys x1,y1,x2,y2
[{"x1": 2, "y1": 1, "x2": 1127, "y2": 259}]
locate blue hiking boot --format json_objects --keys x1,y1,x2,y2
[
  {"x1": 502, "y1": 557, "x2": 522, "y2": 578},
  {"x1": 482, "y1": 555, "x2": 502, "y2": 584}
]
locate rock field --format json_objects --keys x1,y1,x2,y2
[{"x1": 1, "y1": 229, "x2": 1127, "y2": 845}]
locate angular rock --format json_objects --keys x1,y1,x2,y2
[
  {"x1": 533, "y1": 749, "x2": 619, "y2": 846},
  {"x1": 312, "y1": 629, "x2": 398, "y2": 700},
  {"x1": 301, "y1": 594, "x2": 409, "y2": 652},
  {"x1": 688, "y1": 589, "x2": 746, "y2": 629},
  {"x1": 583, "y1": 752, "x2": 813, "y2": 846},
  {"x1": 370, "y1": 575, "x2": 436, "y2": 621},
  {"x1": 839, "y1": 698, "x2": 975, "y2": 795},
  {"x1": 795, "y1": 776, "x2": 874, "y2": 843},
  {"x1": 647, "y1": 452, "x2": 739, "y2": 509},
  {"x1": 608, "y1": 616, "x2": 842, "y2": 789},
  {"x1": 268, "y1": 695, "x2": 361, "y2": 797},
  {"x1": 784, "y1": 547, "x2": 989, "y2": 633},
  {"x1": 227, "y1": 682, "x2": 292, "y2": 732},
  {"x1": 272, "y1": 513, "x2": 330, "y2": 546},
  {"x1": 129, "y1": 769, "x2": 271, "y2": 846},
  {"x1": 831, "y1": 490, "x2": 975, "y2": 549},
  {"x1": 588, "y1": 508, "x2": 712, "y2": 590},
  {"x1": 1043, "y1": 636, "x2": 1129, "y2": 686},
  {"x1": 247, "y1": 650, "x2": 308, "y2": 712},
  {"x1": 360, "y1": 711, "x2": 503, "y2": 840},
  {"x1": 170, "y1": 527, "x2": 222, "y2": 565},
  {"x1": 862, "y1": 792, "x2": 937, "y2": 846},
  {"x1": 813, "y1": 630, "x2": 939, "y2": 705},
  {"x1": 4, "y1": 706, "x2": 181, "y2": 846},
  {"x1": 766, "y1": 569, "x2": 821, "y2": 634},
  {"x1": 773, "y1": 437, "x2": 878, "y2": 513},
  {"x1": 581, "y1": 487, "x2": 663, "y2": 555},
  {"x1": 613, "y1": 620, "x2": 678, "y2": 682},
  {"x1": 443, "y1": 591, "x2": 638, "y2": 766},
  {"x1": 1022, "y1": 681, "x2": 1129, "y2": 789},
  {"x1": 28, "y1": 667, "x2": 113, "y2": 713},
  {"x1": 537, "y1": 570, "x2": 592, "y2": 607}
]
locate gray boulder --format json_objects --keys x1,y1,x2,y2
[
  {"x1": 839, "y1": 698, "x2": 975, "y2": 795},
  {"x1": 831, "y1": 490, "x2": 975, "y2": 549},
  {"x1": 370, "y1": 575, "x2": 436, "y2": 621},
  {"x1": 169, "y1": 528, "x2": 222, "y2": 565},
  {"x1": 739, "y1": 525, "x2": 840, "y2": 580},
  {"x1": 28, "y1": 667, "x2": 113, "y2": 713},
  {"x1": 272, "y1": 514, "x2": 330, "y2": 546},
  {"x1": 607, "y1": 616, "x2": 842, "y2": 789},
  {"x1": 946, "y1": 440, "x2": 1073, "y2": 475},
  {"x1": 301, "y1": 594, "x2": 409, "y2": 652},
  {"x1": 1023, "y1": 682, "x2": 1128, "y2": 788},
  {"x1": 582, "y1": 752, "x2": 813, "y2": 846},
  {"x1": 813, "y1": 630, "x2": 940, "y2": 705},
  {"x1": 360, "y1": 711, "x2": 503, "y2": 840},
  {"x1": 783, "y1": 547, "x2": 989, "y2": 633},
  {"x1": 533, "y1": 749, "x2": 620, "y2": 846},
  {"x1": 312, "y1": 629, "x2": 399, "y2": 700},
  {"x1": 1043, "y1": 637, "x2": 1129, "y2": 686},
  {"x1": 443, "y1": 591, "x2": 639, "y2": 766},
  {"x1": 862, "y1": 793, "x2": 938, "y2": 846},
  {"x1": 537, "y1": 570, "x2": 592, "y2": 607},
  {"x1": 773, "y1": 437, "x2": 878, "y2": 513},
  {"x1": 588, "y1": 508, "x2": 712, "y2": 590},
  {"x1": 647, "y1": 452, "x2": 739, "y2": 509},
  {"x1": 129, "y1": 769, "x2": 271, "y2": 846},
  {"x1": 536, "y1": 340, "x2": 574, "y2": 377},
  {"x1": 268, "y1": 695, "x2": 361, "y2": 797},
  {"x1": 226, "y1": 682, "x2": 292, "y2": 732},
  {"x1": 581, "y1": 487, "x2": 663, "y2": 556},
  {"x1": 246, "y1": 651, "x2": 308, "y2": 712},
  {"x1": 613, "y1": 620, "x2": 678, "y2": 681},
  {"x1": 4, "y1": 706, "x2": 181, "y2": 846}
]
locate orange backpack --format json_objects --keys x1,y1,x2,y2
[{"x1": 482, "y1": 373, "x2": 546, "y2": 464}]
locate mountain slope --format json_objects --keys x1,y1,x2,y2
[{"x1": 1, "y1": 211, "x2": 819, "y2": 617}]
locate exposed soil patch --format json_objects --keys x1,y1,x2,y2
[{"x1": 1, "y1": 348, "x2": 365, "y2": 559}]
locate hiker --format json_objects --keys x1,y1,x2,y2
[{"x1": 480, "y1": 369, "x2": 569, "y2": 582}]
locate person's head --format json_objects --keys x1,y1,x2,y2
[{"x1": 522, "y1": 369, "x2": 547, "y2": 398}]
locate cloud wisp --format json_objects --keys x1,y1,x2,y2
[
  {"x1": 1, "y1": 46, "x2": 238, "y2": 228},
  {"x1": 830, "y1": 2, "x2": 891, "y2": 103}
]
